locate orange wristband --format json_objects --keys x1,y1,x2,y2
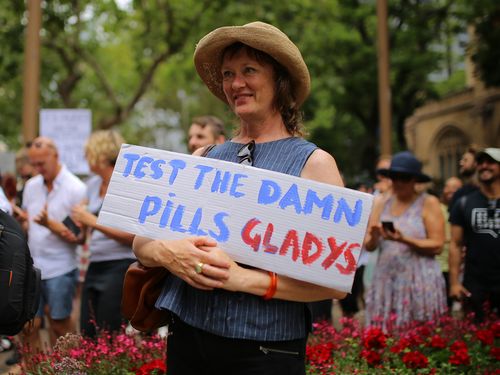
[{"x1": 262, "y1": 272, "x2": 278, "y2": 300}]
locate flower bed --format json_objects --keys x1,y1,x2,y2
[
  {"x1": 22, "y1": 330, "x2": 166, "y2": 374},
  {"x1": 21, "y1": 315, "x2": 499, "y2": 374},
  {"x1": 306, "y1": 315, "x2": 499, "y2": 374}
]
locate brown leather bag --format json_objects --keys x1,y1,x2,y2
[
  {"x1": 122, "y1": 145, "x2": 215, "y2": 332},
  {"x1": 121, "y1": 262, "x2": 170, "y2": 332}
]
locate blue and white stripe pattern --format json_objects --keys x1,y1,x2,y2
[{"x1": 156, "y1": 137, "x2": 318, "y2": 340}]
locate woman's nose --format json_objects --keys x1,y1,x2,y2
[{"x1": 231, "y1": 73, "x2": 245, "y2": 89}]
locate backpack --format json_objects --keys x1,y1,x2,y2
[{"x1": 0, "y1": 210, "x2": 41, "y2": 335}]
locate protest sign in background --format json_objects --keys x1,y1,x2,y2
[
  {"x1": 40, "y1": 109, "x2": 91, "y2": 175},
  {"x1": 98, "y1": 144, "x2": 374, "y2": 292}
]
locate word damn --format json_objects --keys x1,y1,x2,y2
[{"x1": 123, "y1": 152, "x2": 363, "y2": 227}]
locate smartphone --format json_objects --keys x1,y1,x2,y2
[
  {"x1": 62, "y1": 216, "x2": 81, "y2": 236},
  {"x1": 381, "y1": 221, "x2": 395, "y2": 232}
]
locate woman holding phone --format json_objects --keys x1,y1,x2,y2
[{"x1": 363, "y1": 151, "x2": 446, "y2": 330}]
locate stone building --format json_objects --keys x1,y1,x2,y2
[{"x1": 405, "y1": 75, "x2": 500, "y2": 185}]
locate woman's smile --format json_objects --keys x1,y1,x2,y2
[{"x1": 221, "y1": 49, "x2": 275, "y2": 120}]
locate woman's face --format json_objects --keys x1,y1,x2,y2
[
  {"x1": 391, "y1": 174, "x2": 416, "y2": 195},
  {"x1": 221, "y1": 48, "x2": 276, "y2": 121}
]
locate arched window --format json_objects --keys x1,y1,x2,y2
[{"x1": 435, "y1": 126, "x2": 468, "y2": 181}]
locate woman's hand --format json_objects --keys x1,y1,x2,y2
[
  {"x1": 364, "y1": 224, "x2": 382, "y2": 250},
  {"x1": 71, "y1": 204, "x2": 97, "y2": 228},
  {"x1": 381, "y1": 225, "x2": 404, "y2": 242},
  {"x1": 134, "y1": 236, "x2": 231, "y2": 291},
  {"x1": 450, "y1": 282, "x2": 471, "y2": 301},
  {"x1": 199, "y1": 246, "x2": 246, "y2": 292}
]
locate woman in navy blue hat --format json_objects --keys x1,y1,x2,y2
[{"x1": 364, "y1": 151, "x2": 446, "y2": 330}]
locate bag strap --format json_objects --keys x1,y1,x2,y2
[{"x1": 200, "y1": 144, "x2": 216, "y2": 157}]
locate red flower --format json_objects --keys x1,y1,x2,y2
[
  {"x1": 390, "y1": 338, "x2": 411, "y2": 354},
  {"x1": 306, "y1": 342, "x2": 334, "y2": 366},
  {"x1": 449, "y1": 340, "x2": 470, "y2": 366},
  {"x1": 362, "y1": 328, "x2": 387, "y2": 349},
  {"x1": 360, "y1": 349, "x2": 382, "y2": 366},
  {"x1": 491, "y1": 321, "x2": 500, "y2": 338},
  {"x1": 428, "y1": 335, "x2": 447, "y2": 349},
  {"x1": 402, "y1": 351, "x2": 429, "y2": 369},
  {"x1": 490, "y1": 347, "x2": 500, "y2": 361},
  {"x1": 136, "y1": 359, "x2": 166, "y2": 375},
  {"x1": 477, "y1": 329, "x2": 495, "y2": 346},
  {"x1": 450, "y1": 340, "x2": 467, "y2": 351}
]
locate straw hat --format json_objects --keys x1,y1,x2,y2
[
  {"x1": 194, "y1": 21, "x2": 311, "y2": 106},
  {"x1": 377, "y1": 151, "x2": 431, "y2": 183}
]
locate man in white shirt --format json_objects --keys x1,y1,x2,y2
[
  {"x1": 0, "y1": 185, "x2": 12, "y2": 214},
  {"x1": 21, "y1": 137, "x2": 86, "y2": 351}
]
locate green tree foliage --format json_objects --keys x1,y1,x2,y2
[
  {"x1": 464, "y1": 0, "x2": 500, "y2": 87},
  {"x1": 1, "y1": 0, "x2": 487, "y2": 182},
  {"x1": 0, "y1": 2, "x2": 25, "y2": 147}
]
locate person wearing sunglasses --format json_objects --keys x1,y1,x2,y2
[
  {"x1": 133, "y1": 22, "x2": 345, "y2": 374},
  {"x1": 449, "y1": 148, "x2": 500, "y2": 322},
  {"x1": 363, "y1": 151, "x2": 446, "y2": 330}
]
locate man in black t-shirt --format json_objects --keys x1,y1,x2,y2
[
  {"x1": 448, "y1": 146, "x2": 478, "y2": 213},
  {"x1": 449, "y1": 148, "x2": 500, "y2": 321}
]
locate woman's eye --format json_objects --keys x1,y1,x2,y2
[
  {"x1": 222, "y1": 71, "x2": 233, "y2": 79},
  {"x1": 244, "y1": 66, "x2": 256, "y2": 73}
]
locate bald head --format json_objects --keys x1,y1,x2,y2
[
  {"x1": 442, "y1": 176, "x2": 463, "y2": 204},
  {"x1": 28, "y1": 137, "x2": 61, "y2": 184}
]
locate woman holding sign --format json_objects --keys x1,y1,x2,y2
[{"x1": 133, "y1": 22, "x2": 346, "y2": 374}]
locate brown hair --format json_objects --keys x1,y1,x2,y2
[
  {"x1": 191, "y1": 115, "x2": 226, "y2": 138},
  {"x1": 222, "y1": 43, "x2": 305, "y2": 137}
]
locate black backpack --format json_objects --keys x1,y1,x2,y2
[{"x1": 0, "y1": 210, "x2": 41, "y2": 335}]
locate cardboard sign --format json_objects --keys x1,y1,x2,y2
[
  {"x1": 98, "y1": 144, "x2": 374, "y2": 292},
  {"x1": 40, "y1": 109, "x2": 92, "y2": 175}
]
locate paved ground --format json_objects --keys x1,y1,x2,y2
[{"x1": 0, "y1": 329, "x2": 50, "y2": 374}]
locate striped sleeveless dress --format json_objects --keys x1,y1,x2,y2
[{"x1": 156, "y1": 137, "x2": 318, "y2": 340}]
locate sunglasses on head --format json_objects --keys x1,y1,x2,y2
[{"x1": 237, "y1": 140, "x2": 255, "y2": 166}]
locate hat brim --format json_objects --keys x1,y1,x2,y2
[
  {"x1": 194, "y1": 22, "x2": 311, "y2": 107},
  {"x1": 377, "y1": 168, "x2": 431, "y2": 183},
  {"x1": 476, "y1": 149, "x2": 500, "y2": 163}
]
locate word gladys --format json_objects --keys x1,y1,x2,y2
[
  {"x1": 241, "y1": 218, "x2": 358, "y2": 274},
  {"x1": 123, "y1": 152, "x2": 364, "y2": 227}
]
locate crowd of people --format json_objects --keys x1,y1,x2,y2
[{"x1": 0, "y1": 21, "x2": 498, "y2": 374}]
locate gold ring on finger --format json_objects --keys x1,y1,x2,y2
[{"x1": 195, "y1": 262, "x2": 204, "y2": 274}]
